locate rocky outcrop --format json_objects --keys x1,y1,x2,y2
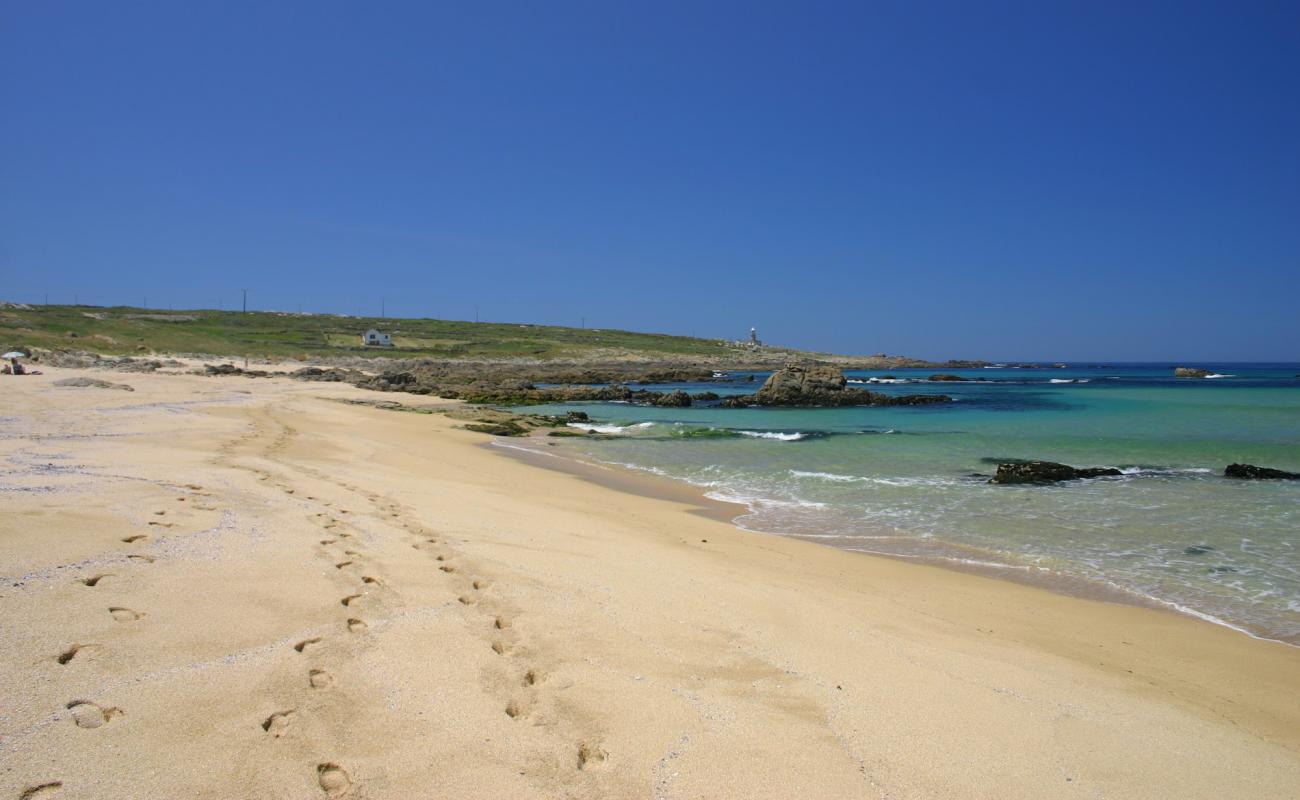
[
  {"x1": 651, "y1": 389, "x2": 692, "y2": 408},
  {"x1": 202, "y1": 364, "x2": 270, "y2": 377},
  {"x1": 927, "y1": 374, "x2": 968, "y2": 382},
  {"x1": 988, "y1": 461, "x2": 1122, "y2": 484},
  {"x1": 1224, "y1": 463, "x2": 1299, "y2": 480},
  {"x1": 719, "y1": 365, "x2": 951, "y2": 408},
  {"x1": 292, "y1": 366, "x2": 365, "y2": 383},
  {"x1": 1174, "y1": 367, "x2": 1211, "y2": 378}
]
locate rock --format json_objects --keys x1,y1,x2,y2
[
  {"x1": 1224, "y1": 463, "x2": 1299, "y2": 480},
  {"x1": 988, "y1": 460, "x2": 1122, "y2": 484},
  {"x1": 738, "y1": 366, "x2": 951, "y2": 411},
  {"x1": 52, "y1": 377, "x2": 134, "y2": 392},
  {"x1": 565, "y1": 411, "x2": 590, "y2": 423},
  {"x1": 691, "y1": 391, "x2": 720, "y2": 402},
  {"x1": 927, "y1": 374, "x2": 968, "y2": 382},
  {"x1": 722, "y1": 365, "x2": 951, "y2": 408},
  {"x1": 1183, "y1": 545, "x2": 1214, "y2": 556},
  {"x1": 291, "y1": 367, "x2": 364, "y2": 383},
  {"x1": 1174, "y1": 367, "x2": 1211, "y2": 378},
  {"x1": 462, "y1": 421, "x2": 528, "y2": 437},
  {"x1": 652, "y1": 389, "x2": 692, "y2": 408}
]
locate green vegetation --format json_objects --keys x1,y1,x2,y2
[{"x1": 0, "y1": 304, "x2": 766, "y2": 361}]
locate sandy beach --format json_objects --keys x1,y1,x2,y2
[{"x1": 2, "y1": 367, "x2": 1298, "y2": 800}]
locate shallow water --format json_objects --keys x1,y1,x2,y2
[{"x1": 517, "y1": 364, "x2": 1300, "y2": 643}]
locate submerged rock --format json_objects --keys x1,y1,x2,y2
[
  {"x1": 988, "y1": 460, "x2": 1122, "y2": 484},
  {"x1": 1224, "y1": 463, "x2": 1299, "y2": 480},
  {"x1": 927, "y1": 374, "x2": 968, "y2": 381},
  {"x1": 1183, "y1": 545, "x2": 1214, "y2": 556},
  {"x1": 1174, "y1": 367, "x2": 1212, "y2": 378}
]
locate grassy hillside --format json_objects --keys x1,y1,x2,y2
[{"x1": 0, "y1": 304, "x2": 787, "y2": 362}]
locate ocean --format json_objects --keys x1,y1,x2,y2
[{"x1": 512, "y1": 364, "x2": 1300, "y2": 644}]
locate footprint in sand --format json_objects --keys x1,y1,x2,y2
[
  {"x1": 55, "y1": 644, "x2": 94, "y2": 665},
  {"x1": 472, "y1": 579, "x2": 490, "y2": 591},
  {"x1": 309, "y1": 669, "x2": 333, "y2": 689},
  {"x1": 127, "y1": 554, "x2": 155, "y2": 564},
  {"x1": 19, "y1": 782, "x2": 63, "y2": 799},
  {"x1": 294, "y1": 638, "x2": 322, "y2": 653},
  {"x1": 147, "y1": 521, "x2": 176, "y2": 528},
  {"x1": 340, "y1": 594, "x2": 361, "y2": 607},
  {"x1": 490, "y1": 640, "x2": 511, "y2": 655},
  {"x1": 316, "y1": 763, "x2": 351, "y2": 797},
  {"x1": 494, "y1": 616, "x2": 511, "y2": 630},
  {"x1": 438, "y1": 565, "x2": 456, "y2": 573},
  {"x1": 504, "y1": 699, "x2": 528, "y2": 719},
  {"x1": 320, "y1": 539, "x2": 337, "y2": 546},
  {"x1": 577, "y1": 742, "x2": 609, "y2": 771},
  {"x1": 435, "y1": 555, "x2": 450, "y2": 562},
  {"x1": 334, "y1": 561, "x2": 353, "y2": 569},
  {"x1": 78, "y1": 574, "x2": 111, "y2": 587},
  {"x1": 65, "y1": 700, "x2": 122, "y2": 729},
  {"x1": 153, "y1": 510, "x2": 166, "y2": 516},
  {"x1": 522, "y1": 668, "x2": 541, "y2": 687},
  {"x1": 108, "y1": 607, "x2": 144, "y2": 622},
  {"x1": 457, "y1": 594, "x2": 476, "y2": 606},
  {"x1": 346, "y1": 618, "x2": 367, "y2": 633},
  {"x1": 361, "y1": 576, "x2": 383, "y2": 587},
  {"x1": 121, "y1": 535, "x2": 147, "y2": 544},
  {"x1": 262, "y1": 710, "x2": 295, "y2": 738}
]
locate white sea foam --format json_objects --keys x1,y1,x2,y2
[
  {"x1": 1205, "y1": 373, "x2": 1234, "y2": 379},
  {"x1": 738, "y1": 430, "x2": 806, "y2": 441},
  {"x1": 1049, "y1": 378, "x2": 1090, "y2": 384},
  {"x1": 1116, "y1": 466, "x2": 1214, "y2": 476},
  {"x1": 566, "y1": 421, "x2": 655, "y2": 434},
  {"x1": 789, "y1": 470, "x2": 868, "y2": 483}
]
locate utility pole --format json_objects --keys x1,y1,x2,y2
[
  {"x1": 581, "y1": 316, "x2": 586, "y2": 329},
  {"x1": 44, "y1": 293, "x2": 48, "y2": 306},
  {"x1": 381, "y1": 299, "x2": 385, "y2": 319},
  {"x1": 241, "y1": 288, "x2": 247, "y2": 314},
  {"x1": 475, "y1": 305, "x2": 479, "y2": 323}
]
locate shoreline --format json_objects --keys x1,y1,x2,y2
[
  {"x1": 489, "y1": 434, "x2": 1296, "y2": 647},
  {"x1": 3, "y1": 368, "x2": 1298, "y2": 798}
]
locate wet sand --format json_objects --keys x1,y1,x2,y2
[{"x1": 2, "y1": 367, "x2": 1298, "y2": 799}]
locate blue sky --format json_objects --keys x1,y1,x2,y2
[{"x1": 2, "y1": 1, "x2": 1297, "y2": 360}]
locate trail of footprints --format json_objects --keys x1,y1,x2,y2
[{"x1": 231, "y1": 408, "x2": 608, "y2": 793}]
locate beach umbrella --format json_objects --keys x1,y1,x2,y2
[{"x1": 2, "y1": 351, "x2": 24, "y2": 359}]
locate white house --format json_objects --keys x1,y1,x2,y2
[{"x1": 362, "y1": 329, "x2": 393, "y2": 347}]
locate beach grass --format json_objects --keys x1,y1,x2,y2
[{"x1": 0, "y1": 304, "x2": 767, "y2": 361}]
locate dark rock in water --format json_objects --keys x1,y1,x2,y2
[
  {"x1": 721, "y1": 365, "x2": 951, "y2": 408},
  {"x1": 1183, "y1": 545, "x2": 1214, "y2": 556},
  {"x1": 565, "y1": 411, "x2": 590, "y2": 422},
  {"x1": 691, "y1": 391, "x2": 720, "y2": 402},
  {"x1": 1174, "y1": 367, "x2": 1211, "y2": 378},
  {"x1": 989, "y1": 460, "x2": 1122, "y2": 484},
  {"x1": 652, "y1": 389, "x2": 692, "y2": 408},
  {"x1": 927, "y1": 374, "x2": 968, "y2": 382},
  {"x1": 1224, "y1": 463, "x2": 1300, "y2": 480}
]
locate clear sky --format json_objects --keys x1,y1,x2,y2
[{"x1": 2, "y1": 1, "x2": 1297, "y2": 361}]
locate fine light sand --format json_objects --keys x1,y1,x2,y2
[{"x1": 1, "y1": 368, "x2": 1298, "y2": 799}]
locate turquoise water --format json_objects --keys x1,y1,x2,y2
[{"x1": 515, "y1": 365, "x2": 1300, "y2": 643}]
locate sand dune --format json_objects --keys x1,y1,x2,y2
[{"x1": 1, "y1": 368, "x2": 1297, "y2": 798}]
